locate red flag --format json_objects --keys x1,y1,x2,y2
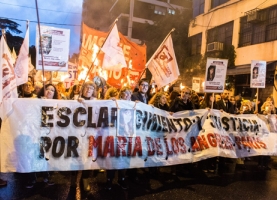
[
  {"x1": 14, "y1": 26, "x2": 29, "y2": 86},
  {"x1": 0, "y1": 36, "x2": 18, "y2": 119}
]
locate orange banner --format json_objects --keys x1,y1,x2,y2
[{"x1": 78, "y1": 23, "x2": 146, "y2": 88}]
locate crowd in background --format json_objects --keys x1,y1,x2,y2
[{"x1": 0, "y1": 76, "x2": 275, "y2": 190}]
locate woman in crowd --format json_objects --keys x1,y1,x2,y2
[
  {"x1": 77, "y1": 81, "x2": 97, "y2": 101},
  {"x1": 104, "y1": 87, "x2": 118, "y2": 100},
  {"x1": 55, "y1": 82, "x2": 67, "y2": 100},
  {"x1": 33, "y1": 81, "x2": 43, "y2": 95},
  {"x1": 18, "y1": 81, "x2": 37, "y2": 98},
  {"x1": 75, "y1": 81, "x2": 97, "y2": 192},
  {"x1": 148, "y1": 91, "x2": 170, "y2": 176},
  {"x1": 240, "y1": 100, "x2": 253, "y2": 114},
  {"x1": 25, "y1": 83, "x2": 60, "y2": 188},
  {"x1": 200, "y1": 93, "x2": 217, "y2": 109},
  {"x1": 260, "y1": 96, "x2": 276, "y2": 115},
  {"x1": 69, "y1": 84, "x2": 82, "y2": 99},
  {"x1": 104, "y1": 86, "x2": 132, "y2": 190},
  {"x1": 149, "y1": 91, "x2": 169, "y2": 111}
]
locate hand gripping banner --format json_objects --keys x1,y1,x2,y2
[{"x1": 1, "y1": 99, "x2": 277, "y2": 172}]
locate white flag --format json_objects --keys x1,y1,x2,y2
[
  {"x1": 14, "y1": 26, "x2": 29, "y2": 86},
  {"x1": 101, "y1": 24, "x2": 127, "y2": 71},
  {"x1": 0, "y1": 36, "x2": 18, "y2": 120},
  {"x1": 146, "y1": 35, "x2": 179, "y2": 89}
]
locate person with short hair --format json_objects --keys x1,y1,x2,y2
[
  {"x1": 169, "y1": 87, "x2": 194, "y2": 112},
  {"x1": 131, "y1": 79, "x2": 149, "y2": 104}
]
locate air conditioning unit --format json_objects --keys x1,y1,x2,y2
[
  {"x1": 207, "y1": 42, "x2": 223, "y2": 52},
  {"x1": 246, "y1": 9, "x2": 266, "y2": 23}
]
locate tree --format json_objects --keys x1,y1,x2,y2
[
  {"x1": 0, "y1": 18, "x2": 23, "y2": 53},
  {"x1": 0, "y1": 18, "x2": 22, "y2": 34}
]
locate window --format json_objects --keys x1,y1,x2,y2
[
  {"x1": 239, "y1": 5, "x2": 277, "y2": 47},
  {"x1": 211, "y1": 0, "x2": 229, "y2": 9},
  {"x1": 154, "y1": 5, "x2": 166, "y2": 15},
  {"x1": 168, "y1": 8, "x2": 175, "y2": 15},
  {"x1": 207, "y1": 21, "x2": 234, "y2": 45},
  {"x1": 193, "y1": 0, "x2": 205, "y2": 18},
  {"x1": 191, "y1": 33, "x2": 202, "y2": 55}
]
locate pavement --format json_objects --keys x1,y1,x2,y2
[{"x1": 1, "y1": 157, "x2": 277, "y2": 200}]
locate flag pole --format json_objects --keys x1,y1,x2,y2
[
  {"x1": 78, "y1": 18, "x2": 119, "y2": 98},
  {"x1": 35, "y1": 0, "x2": 46, "y2": 92},
  {"x1": 145, "y1": 28, "x2": 175, "y2": 67}
]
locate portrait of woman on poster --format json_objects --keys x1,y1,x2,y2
[
  {"x1": 253, "y1": 66, "x2": 259, "y2": 79},
  {"x1": 118, "y1": 109, "x2": 135, "y2": 137},
  {"x1": 206, "y1": 65, "x2": 216, "y2": 81}
]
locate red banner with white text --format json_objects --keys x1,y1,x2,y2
[{"x1": 78, "y1": 23, "x2": 146, "y2": 88}]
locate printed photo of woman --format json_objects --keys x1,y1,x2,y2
[
  {"x1": 117, "y1": 109, "x2": 135, "y2": 137},
  {"x1": 206, "y1": 65, "x2": 216, "y2": 81}
]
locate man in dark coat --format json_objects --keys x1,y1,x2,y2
[{"x1": 131, "y1": 79, "x2": 149, "y2": 104}]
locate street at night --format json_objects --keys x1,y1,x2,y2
[{"x1": 1, "y1": 157, "x2": 277, "y2": 200}]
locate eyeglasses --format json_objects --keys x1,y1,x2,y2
[
  {"x1": 84, "y1": 86, "x2": 94, "y2": 90},
  {"x1": 140, "y1": 84, "x2": 149, "y2": 88}
]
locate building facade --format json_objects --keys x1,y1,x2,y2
[
  {"x1": 109, "y1": 0, "x2": 191, "y2": 44},
  {"x1": 189, "y1": 0, "x2": 277, "y2": 102}
]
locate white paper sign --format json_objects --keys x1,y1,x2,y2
[
  {"x1": 192, "y1": 77, "x2": 200, "y2": 92},
  {"x1": 36, "y1": 25, "x2": 70, "y2": 72},
  {"x1": 250, "y1": 60, "x2": 266, "y2": 88},
  {"x1": 204, "y1": 58, "x2": 228, "y2": 93}
]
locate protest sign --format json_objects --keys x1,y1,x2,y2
[
  {"x1": 36, "y1": 25, "x2": 70, "y2": 72},
  {"x1": 250, "y1": 60, "x2": 266, "y2": 88},
  {"x1": 204, "y1": 58, "x2": 228, "y2": 93}
]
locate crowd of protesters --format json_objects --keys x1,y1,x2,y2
[{"x1": 0, "y1": 77, "x2": 275, "y2": 191}]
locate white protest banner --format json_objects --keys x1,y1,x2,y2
[
  {"x1": 250, "y1": 60, "x2": 266, "y2": 88},
  {"x1": 1, "y1": 99, "x2": 277, "y2": 173},
  {"x1": 204, "y1": 58, "x2": 228, "y2": 93},
  {"x1": 36, "y1": 25, "x2": 70, "y2": 72},
  {"x1": 192, "y1": 77, "x2": 200, "y2": 92}
]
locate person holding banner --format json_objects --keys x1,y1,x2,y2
[
  {"x1": 260, "y1": 96, "x2": 276, "y2": 115},
  {"x1": 131, "y1": 79, "x2": 150, "y2": 104},
  {"x1": 149, "y1": 91, "x2": 169, "y2": 111},
  {"x1": 69, "y1": 84, "x2": 82, "y2": 100},
  {"x1": 129, "y1": 79, "x2": 150, "y2": 184},
  {"x1": 200, "y1": 93, "x2": 218, "y2": 110},
  {"x1": 105, "y1": 87, "x2": 131, "y2": 190},
  {"x1": 25, "y1": 83, "x2": 59, "y2": 188},
  {"x1": 77, "y1": 81, "x2": 97, "y2": 102},
  {"x1": 148, "y1": 91, "x2": 170, "y2": 177},
  {"x1": 169, "y1": 87, "x2": 194, "y2": 112},
  {"x1": 18, "y1": 81, "x2": 37, "y2": 98},
  {"x1": 75, "y1": 81, "x2": 97, "y2": 192}
]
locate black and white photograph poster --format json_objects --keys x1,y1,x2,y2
[
  {"x1": 204, "y1": 58, "x2": 228, "y2": 93},
  {"x1": 250, "y1": 60, "x2": 266, "y2": 88}
]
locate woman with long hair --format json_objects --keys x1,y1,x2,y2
[
  {"x1": 25, "y1": 83, "x2": 60, "y2": 189},
  {"x1": 149, "y1": 91, "x2": 169, "y2": 111}
]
